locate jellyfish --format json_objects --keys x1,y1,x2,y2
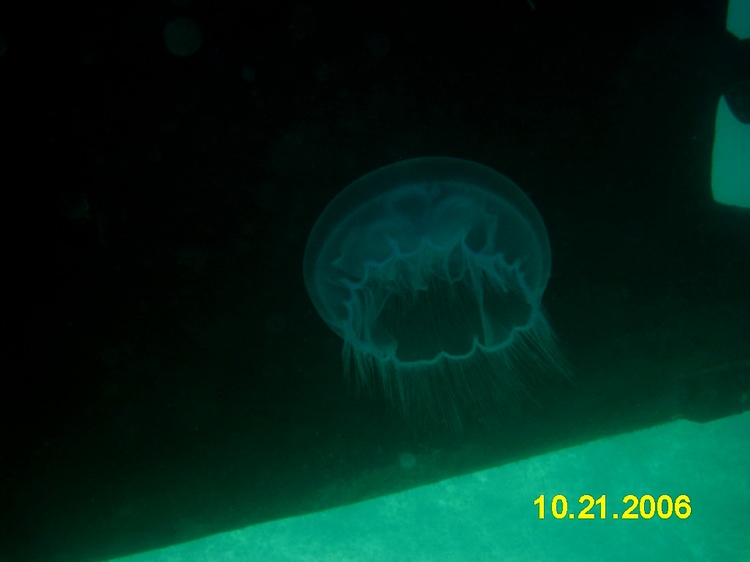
[{"x1": 303, "y1": 157, "x2": 568, "y2": 426}]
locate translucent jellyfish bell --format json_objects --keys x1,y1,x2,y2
[{"x1": 304, "y1": 157, "x2": 567, "y2": 425}]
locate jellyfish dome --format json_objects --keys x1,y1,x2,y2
[{"x1": 303, "y1": 157, "x2": 567, "y2": 425}]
